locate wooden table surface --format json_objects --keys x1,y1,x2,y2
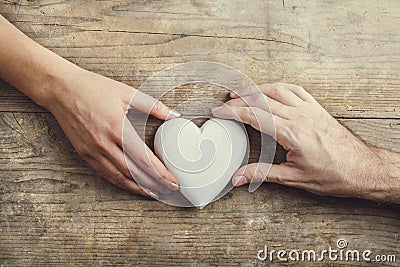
[{"x1": 1, "y1": 0, "x2": 399, "y2": 266}]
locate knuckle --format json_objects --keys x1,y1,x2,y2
[
  {"x1": 151, "y1": 100, "x2": 163, "y2": 115},
  {"x1": 288, "y1": 122, "x2": 304, "y2": 142},
  {"x1": 295, "y1": 85, "x2": 305, "y2": 92},
  {"x1": 138, "y1": 156, "x2": 152, "y2": 170},
  {"x1": 108, "y1": 119, "x2": 122, "y2": 135},
  {"x1": 76, "y1": 148, "x2": 89, "y2": 159},
  {"x1": 244, "y1": 108, "x2": 256, "y2": 125},
  {"x1": 114, "y1": 134, "x2": 123, "y2": 147},
  {"x1": 277, "y1": 122, "x2": 301, "y2": 149},
  {"x1": 269, "y1": 86, "x2": 281, "y2": 98},
  {"x1": 112, "y1": 129, "x2": 123, "y2": 145},
  {"x1": 99, "y1": 169, "x2": 115, "y2": 182},
  {"x1": 93, "y1": 136, "x2": 108, "y2": 152},
  {"x1": 254, "y1": 167, "x2": 267, "y2": 183},
  {"x1": 160, "y1": 171, "x2": 171, "y2": 181},
  {"x1": 273, "y1": 82, "x2": 286, "y2": 88},
  {"x1": 98, "y1": 168, "x2": 128, "y2": 188},
  {"x1": 286, "y1": 150, "x2": 296, "y2": 162},
  {"x1": 225, "y1": 100, "x2": 234, "y2": 107},
  {"x1": 274, "y1": 172, "x2": 286, "y2": 184},
  {"x1": 291, "y1": 85, "x2": 306, "y2": 96},
  {"x1": 109, "y1": 127, "x2": 123, "y2": 144},
  {"x1": 250, "y1": 93, "x2": 264, "y2": 105},
  {"x1": 258, "y1": 83, "x2": 269, "y2": 91},
  {"x1": 112, "y1": 173, "x2": 126, "y2": 188}
]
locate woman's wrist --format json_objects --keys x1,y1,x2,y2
[
  {"x1": 10, "y1": 43, "x2": 83, "y2": 113},
  {"x1": 32, "y1": 58, "x2": 83, "y2": 113}
]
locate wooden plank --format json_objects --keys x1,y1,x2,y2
[
  {"x1": 1, "y1": 0, "x2": 400, "y2": 266},
  {"x1": 0, "y1": 0, "x2": 399, "y2": 117},
  {"x1": 0, "y1": 112, "x2": 399, "y2": 266},
  {"x1": 0, "y1": 81, "x2": 46, "y2": 113}
]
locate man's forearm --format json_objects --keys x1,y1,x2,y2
[
  {"x1": 0, "y1": 15, "x2": 78, "y2": 110},
  {"x1": 372, "y1": 148, "x2": 400, "y2": 203}
]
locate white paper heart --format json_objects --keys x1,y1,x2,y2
[{"x1": 154, "y1": 118, "x2": 248, "y2": 208}]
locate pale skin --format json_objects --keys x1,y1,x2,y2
[
  {"x1": 212, "y1": 83, "x2": 400, "y2": 203},
  {"x1": 1, "y1": 15, "x2": 399, "y2": 204},
  {"x1": 0, "y1": 15, "x2": 180, "y2": 199}
]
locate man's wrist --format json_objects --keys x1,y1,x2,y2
[
  {"x1": 364, "y1": 147, "x2": 400, "y2": 203},
  {"x1": 377, "y1": 148, "x2": 400, "y2": 202}
]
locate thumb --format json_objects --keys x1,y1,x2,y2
[{"x1": 232, "y1": 163, "x2": 294, "y2": 187}]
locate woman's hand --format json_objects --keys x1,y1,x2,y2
[
  {"x1": 212, "y1": 82, "x2": 398, "y2": 202},
  {"x1": 45, "y1": 68, "x2": 180, "y2": 199},
  {"x1": 0, "y1": 14, "x2": 179, "y2": 199}
]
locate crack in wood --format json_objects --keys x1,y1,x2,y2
[
  {"x1": 81, "y1": 28, "x2": 307, "y2": 49},
  {"x1": 0, "y1": 113, "x2": 30, "y2": 142}
]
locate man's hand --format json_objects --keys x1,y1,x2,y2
[{"x1": 212, "y1": 82, "x2": 400, "y2": 203}]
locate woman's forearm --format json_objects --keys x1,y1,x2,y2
[
  {"x1": 0, "y1": 14, "x2": 79, "y2": 110},
  {"x1": 0, "y1": 15, "x2": 179, "y2": 197}
]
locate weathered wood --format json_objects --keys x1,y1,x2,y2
[
  {"x1": 0, "y1": 112, "x2": 399, "y2": 266},
  {"x1": 1, "y1": 0, "x2": 400, "y2": 266},
  {"x1": 0, "y1": 0, "x2": 399, "y2": 117}
]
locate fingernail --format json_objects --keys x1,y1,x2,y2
[
  {"x1": 168, "y1": 109, "x2": 181, "y2": 119},
  {"x1": 168, "y1": 181, "x2": 179, "y2": 191},
  {"x1": 232, "y1": 175, "x2": 247, "y2": 186},
  {"x1": 147, "y1": 190, "x2": 159, "y2": 200}
]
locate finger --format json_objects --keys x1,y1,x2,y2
[
  {"x1": 259, "y1": 83, "x2": 304, "y2": 106},
  {"x1": 230, "y1": 84, "x2": 263, "y2": 99},
  {"x1": 86, "y1": 155, "x2": 156, "y2": 199},
  {"x1": 104, "y1": 145, "x2": 171, "y2": 195},
  {"x1": 126, "y1": 155, "x2": 172, "y2": 195},
  {"x1": 231, "y1": 162, "x2": 296, "y2": 186},
  {"x1": 123, "y1": 117, "x2": 180, "y2": 191},
  {"x1": 225, "y1": 94, "x2": 293, "y2": 119},
  {"x1": 212, "y1": 105, "x2": 288, "y2": 142},
  {"x1": 231, "y1": 83, "x2": 303, "y2": 106},
  {"x1": 108, "y1": 124, "x2": 172, "y2": 194},
  {"x1": 279, "y1": 83, "x2": 317, "y2": 103},
  {"x1": 129, "y1": 89, "x2": 181, "y2": 120},
  {"x1": 224, "y1": 98, "x2": 248, "y2": 107}
]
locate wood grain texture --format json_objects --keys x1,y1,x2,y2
[
  {"x1": 0, "y1": 0, "x2": 399, "y2": 117},
  {"x1": 0, "y1": 0, "x2": 400, "y2": 266},
  {"x1": 0, "y1": 112, "x2": 399, "y2": 266}
]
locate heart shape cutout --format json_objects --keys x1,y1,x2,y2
[{"x1": 154, "y1": 118, "x2": 248, "y2": 208}]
